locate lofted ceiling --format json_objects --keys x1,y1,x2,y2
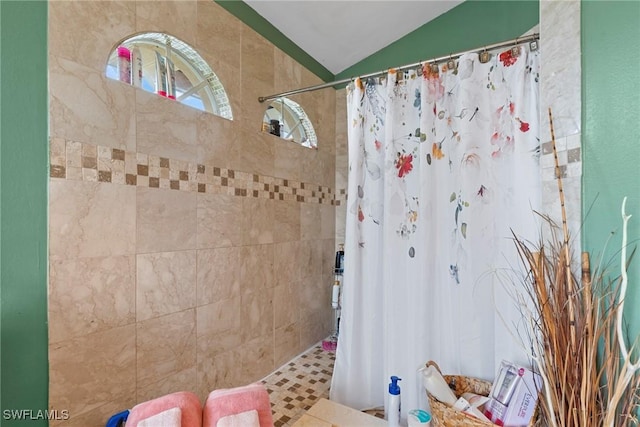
[{"x1": 242, "y1": 1, "x2": 464, "y2": 75}]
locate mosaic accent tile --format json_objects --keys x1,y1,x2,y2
[
  {"x1": 540, "y1": 133, "x2": 582, "y2": 180},
  {"x1": 261, "y1": 342, "x2": 387, "y2": 425},
  {"x1": 262, "y1": 344, "x2": 335, "y2": 426},
  {"x1": 50, "y1": 139, "x2": 339, "y2": 206}
]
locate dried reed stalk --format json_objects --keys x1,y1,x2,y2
[{"x1": 508, "y1": 111, "x2": 639, "y2": 426}]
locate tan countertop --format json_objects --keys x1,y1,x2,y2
[{"x1": 292, "y1": 398, "x2": 388, "y2": 427}]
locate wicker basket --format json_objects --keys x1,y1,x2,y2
[{"x1": 424, "y1": 361, "x2": 536, "y2": 427}]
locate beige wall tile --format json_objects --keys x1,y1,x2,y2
[
  {"x1": 136, "y1": 366, "x2": 198, "y2": 403},
  {"x1": 314, "y1": 89, "x2": 337, "y2": 153},
  {"x1": 196, "y1": 0, "x2": 242, "y2": 70},
  {"x1": 301, "y1": 149, "x2": 335, "y2": 188},
  {"x1": 335, "y1": 203, "x2": 347, "y2": 244},
  {"x1": 241, "y1": 75, "x2": 274, "y2": 130},
  {"x1": 274, "y1": 241, "x2": 302, "y2": 285},
  {"x1": 241, "y1": 27, "x2": 275, "y2": 87},
  {"x1": 241, "y1": 286, "x2": 274, "y2": 342},
  {"x1": 274, "y1": 280, "x2": 299, "y2": 330},
  {"x1": 197, "y1": 348, "x2": 244, "y2": 400},
  {"x1": 274, "y1": 322, "x2": 301, "y2": 368},
  {"x1": 242, "y1": 197, "x2": 275, "y2": 245},
  {"x1": 49, "y1": 57, "x2": 136, "y2": 151},
  {"x1": 196, "y1": 329, "x2": 243, "y2": 383},
  {"x1": 197, "y1": 111, "x2": 240, "y2": 167},
  {"x1": 320, "y1": 204, "x2": 336, "y2": 240},
  {"x1": 240, "y1": 244, "x2": 275, "y2": 293},
  {"x1": 300, "y1": 311, "x2": 332, "y2": 351},
  {"x1": 274, "y1": 200, "x2": 301, "y2": 243},
  {"x1": 240, "y1": 334, "x2": 275, "y2": 383},
  {"x1": 136, "y1": 250, "x2": 197, "y2": 321},
  {"x1": 136, "y1": 1, "x2": 198, "y2": 47},
  {"x1": 196, "y1": 296, "x2": 241, "y2": 338},
  {"x1": 274, "y1": 140, "x2": 303, "y2": 182},
  {"x1": 136, "y1": 90, "x2": 200, "y2": 162},
  {"x1": 234, "y1": 130, "x2": 275, "y2": 177},
  {"x1": 299, "y1": 274, "x2": 327, "y2": 316},
  {"x1": 136, "y1": 309, "x2": 197, "y2": 388},
  {"x1": 335, "y1": 88, "x2": 348, "y2": 157},
  {"x1": 300, "y1": 240, "x2": 323, "y2": 280},
  {"x1": 49, "y1": 180, "x2": 136, "y2": 260},
  {"x1": 49, "y1": 255, "x2": 136, "y2": 344},
  {"x1": 274, "y1": 48, "x2": 303, "y2": 94},
  {"x1": 196, "y1": 193, "x2": 243, "y2": 248},
  {"x1": 300, "y1": 203, "x2": 322, "y2": 241},
  {"x1": 49, "y1": 1, "x2": 136, "y2": 72},
  {"x1": 196, "y1": 247, "x2": 242, "y2": 307},
  {"x1": 49, "y1": 325, "x2": 136, "y2": 425},
  {"x1": 137, "y1": 187, "x2": 197, "y2": 253}
]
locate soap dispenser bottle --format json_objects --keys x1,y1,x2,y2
[{"x1": 387, "y1": 376, "x2": 401, "y2": 427}]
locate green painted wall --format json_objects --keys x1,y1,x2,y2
[
  {"x1": 582, "y1": 1, "x2": 640, "y2": 340},
  {"x1": 336, "y1": 0, "x2": 539, "y2": 81},
  {"x1": 0, "y1": 1, "x2": 49, "y2": 425}
]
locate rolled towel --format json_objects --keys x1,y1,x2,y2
[
  {"x1": 203, "y1": 383, "x2": 273, "y2": 427},
  {"x1": 126, "y1": 391, "x2": 202, "y2": 427}
]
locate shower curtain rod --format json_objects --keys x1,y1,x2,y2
[{"x1": 258, "y1": 33, "x2": 539, "y2": 103}]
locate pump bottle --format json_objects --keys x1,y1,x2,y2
[{"x1": 387, "y1": 376, "x2": 401, "y2": 427}]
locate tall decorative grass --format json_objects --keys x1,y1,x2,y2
[{"x1": 509, "y1": 109, "x2": 639, "y2": 427}]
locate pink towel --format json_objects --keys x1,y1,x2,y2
[
  {"x1": 203, "y1": 383, "x2": 274, "y2": 427},
  {"x1": 126, "y1": 391, "x2": 202, "y2": 427}
]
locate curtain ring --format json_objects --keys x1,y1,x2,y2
[
  {"x1": 447, "y1": 53, "x2": 456, "y2": 71},
  {"x1": 479, "y1": 47, "x2": 491, "y2": 63},
  {"x1": 511, "y1": 37, "x2": 521, "y2": 57}
]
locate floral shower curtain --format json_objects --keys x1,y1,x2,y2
[{"x1": 330, "y1": 45, "x2": 540, "y2": 418}]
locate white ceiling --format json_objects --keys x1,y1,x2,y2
[{"x1": 244, "y1": 1, "x2": 464, "y2": 75}]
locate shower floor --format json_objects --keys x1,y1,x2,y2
[{"x1": 261, "y1": 341, "x2": 385, "y2": 426}]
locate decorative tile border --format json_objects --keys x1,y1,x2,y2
[
  {"x1": 540, "y1": 132, "x2": 582, "y2": 181},
  {"x1": 50, "y1": 138, "x2": 336, "y2": 205}
]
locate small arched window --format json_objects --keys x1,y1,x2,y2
[
  {"x1": 263, "y1": 97, "x2": 317, "y2": 149},
  {"x1": 106, "y1": 32, "x2": 232, "y2": 119}
]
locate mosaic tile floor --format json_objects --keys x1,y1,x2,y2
[{"x1": 262, "y1": 341, "x2": 385, "y2": 426}]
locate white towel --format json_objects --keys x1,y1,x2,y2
[
  {"x1": 216, "y1": 409, "x2": 260, "y2": 427},
  {"x1": 137, "y1": 407, "x2": 181, "y2": 427}
]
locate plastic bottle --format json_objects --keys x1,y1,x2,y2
[
  {"x1": 155, "y1": 52, "x2": 168, "y2": 97},
  {"x1": 117, "y1": 46, "x2": 132, "y2": 84},
  {"x1": 419, "y1": 364, "x2": 457, "y2": 406},
  {"x1": 387, "y1": 376, "x2": 401, "y2": 427},
  {"x1": 334, "y1": 244, "x2": 345, "y2": 274},
  {"x1": 131, "y1": 46, "x2": 143, "y2": 88},
  {"x1": 331, "y1": 279, "x2": 340, "y2": 309}
]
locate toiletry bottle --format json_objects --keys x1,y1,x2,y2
[
  {"x1": 131, "y1": 46, "x2": 143, "y2": 88},
  {"x1": 331, "y1": 279, "x2": 340, "y2": 309},
  {"x1": 419, "y1": 364, "x2": 457, "y2": 406},
  {"x1": 387, "y1": 376, "x2": 401, "y2": 427},
  {"x1": 335, "y1": 244, "x2": 345, "y2": 274},
  {"x1": 117, "y1": 46, "x2": 132, "y2": 84}
]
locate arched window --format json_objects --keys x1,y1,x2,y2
[
  {"x1": 263, "y1": 97, "x2": 317, "y2": 149},
  {"x1": 106, "y1": 32, "x2": 232, "y2": 119}
]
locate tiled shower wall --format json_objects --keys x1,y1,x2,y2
[
  {"x1": 47, "y1": 1, "x2": 336, "y2": 425},
  {"x1": 540, "y1": 0, "x2": 582, "y2": 248}
]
